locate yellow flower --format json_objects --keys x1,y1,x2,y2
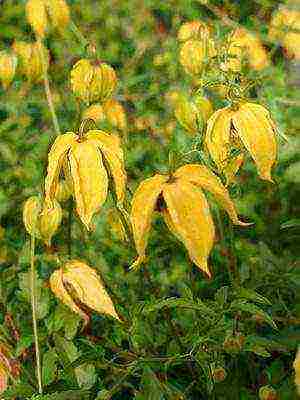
[
  {"x1": 179, "y1": 38, "x2": 216, "y2": 76},
  {"x1": 50, "y1": 259, "x2": 120, "y2": 324},
  {"x1": 224, "y1": 28, "x2": 269, "y2": 72},
  {"x1": 205, "y1": 102, "x2": 277, "y2": 183},
  {"x1": 70, "y1": 59, "x2": 117, "y2": 104},
  {"x1": 44, "y1": 130, "x2": 126, "y2": 230},
  {"x1": 177, "y1": 20, "x2": 211, "y2": 42},
  {"x1": 294, "y1": 347, "x2": 300, "y2": 396},
  {"x1": 0, "y1": 51, "x2": 17, "y2": 89},
  {"x1": 45, "y1": 0, "x2": 70, "y2": 32},
  {"x1": 130, "y1": 164, "x2": 250, "y2": 277},
  {"x1": 103, "y1": 99, "x2": 127, "y2": 131},
  {"x1": 269, "y1": 6, "x2": 300, "y2": 60},
  {"x1": 13, "y1": 40, "x2": 49, "y2": 83},
  {"x1": 23, "y1": 195, "x2": 62, "y2": 246}
]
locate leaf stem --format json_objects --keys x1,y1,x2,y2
[
  {"x1": 37, "y1": 37, "x2": 61, "y2": 136},
  {"x1": 30, "y1": 233, "x2": 42, "y2": 394}
]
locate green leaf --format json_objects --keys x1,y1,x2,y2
[
  {"x1": 231, "y1": 300, "x2": 277, "y2": 329},
  {"x1": 26, "y1": 390, "x2": 90, "y2": 399},
  {"x1": 42, "y1": 348, "x2": 59, "y2": 386},
  {"x1": 75, "y1": 363, "x2": 96, "y2": 389},
  {"x1": 235, "y1": 288, "x2": 272, "y2": 305}
]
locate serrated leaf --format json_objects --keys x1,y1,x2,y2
[{"x1": 75, "y1": 363, "x2": 96, "y2": 389}]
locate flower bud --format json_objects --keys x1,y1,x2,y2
[
  {"x1": 174, "y1": 93, "x2": 202, "y2": 135},
  {"x1": 13, "y1": 41, "x2": 49, "y2": 83},
  {"x1": 55, "y1": 180, "x2": 72, "y2": 202},
  {"x1": 179, "y1": 38, "x2": 216, "y2": 75},
  {"x1": 83, "y1": 104, "x2": 106, "y2": 124},
  {"x1": 45, "y1": 0, "x2": 70, "y2": 32},
  {"x1": 71, "y1": 59, "x2": 117, "y2": 104},
  {"x1": 40, "y1": 200, "x2": 62, "y2": 246},
  {"x1": 23, "y1": 196, "x2": 43, "y2": 239},
  {"x1": 193, "y1": 94, "x2": 213, "y2": 122},
  {"x1": 25, "y1": 0, "x2": 48, "y2": 38},
  {"x1": 223, "y1": 333, "x2": 245, "y2": 353},
  {"x1": 212, "y1": 366, "x2": 227, "y2": 382},
  {"x1": 258, "y1": 385, "x2": 278, "y2": 400},
  {"x1": 0, "y1": 51, "x2": 17, "y2": 89},
  {"x1": 177, "y1": 20, "x2": 211, "y2": 42},
  {"x1": 103, "y1": 99, "x2": 127, "y2": 131}
]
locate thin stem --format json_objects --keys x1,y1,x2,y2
[
  {"x1": 67, "y1": 199, "x2": 72, "y2": 257},
  {"x1": 30, "y1": 233, "x2": 42, "y2": 394},
  {"x1": 36, "y1": 37, "x2": 61, "y2": 136},
  {"x1": 69, "y1": 20, "x2": 89, "y2": 50}
]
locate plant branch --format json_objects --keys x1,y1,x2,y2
[
  {"x1": 37, "y1": 37, "x2": 61, "y2": 136},
  {"x1": 30, "y1": 233, "x2": 42, "y2": 394}
]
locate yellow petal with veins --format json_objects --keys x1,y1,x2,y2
[
  {"x1": 162, "y1": 179, "x2": 215, "y2": 277},
  {"x1": 130, "y1": 174, "x2": 168, "y2": 270},
  {"x1": 62, "y1": 260, "x2": 120, "y2": 321},
  {"x1": 86, "y1": 130, "x2": 126, "y2": 204},
  {"x1": 232, "y1": 102, "x2": 277, "y2": 182},
  {"x1": 68, "y1": 140, "x2": 108, "y2": 230},
  {"x1": 44, "y1": 133, "x2": 77, "y2": 208},
  {"x1": 205, "y1": 107, "x2": 234, "y2": 173}
]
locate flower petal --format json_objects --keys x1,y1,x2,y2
[
  {"x1": 63, "y1": 260, "x2": 120, "y2": 321},
  {"x1": 68, "y1": 140, "x2": 108, "y2": 230},
  {"x1": 174, "y1": 164, "x2": 250, "y2": 226},
  {"x1": 86, "y1": 130, "x2": 126, "y2": 204},
  {"x1": 44, "y1": 133, "x2": 77, "y2": 207},
  {"x1": 232, "y1": 102, "x2": 277, "y2": 181},
  {"x1": 162, "y1": 179, "x2": 215, "y2": 277},
  {"x1": 205, "y1": 107, "x2": 234, "y2": 173},
  {"x1": 130, "y1": 174, "x2": 168, "y2": 270},
  {"x1": 50, "y1": 268, "x2": 87, "y2": 321}
]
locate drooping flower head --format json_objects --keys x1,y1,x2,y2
[
  {"x1": 44, "y1": 129, "x2": 126, "y2": 230},
  {"x1": 130, "y1": 164, "x2": 250, "y2": 277},
  {"x1": 205, "y1": 102, "x2": 277, "y2": 183}
]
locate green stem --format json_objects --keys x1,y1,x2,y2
[
  {"x1": 69, "y1": 20, "x2": 89, "y2": 50},
  {"x1": 30, "y1": 233, "x2": 42, "y2": 394},
  {"x1": 37, "y1": 37, "x2": 61, "y2": 136}
]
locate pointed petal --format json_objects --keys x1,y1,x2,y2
[
  {"x1": 50, "y1": 268, "x2": 87, "y2": 321},
  {"x1": 130, "y1": 174, "x2": 168, "y2": 269},
  {"x1": 232, "y1": 103, "x2": 277, "y2": 181},
  {"x1": 174, "y1": 164, "x2": 250, "y2": 226},
  {"x1": 223, "y1": 153, "x2": 244, "y2": 185},
  {"x1": 205, "y1": 107, "x2": 234, "y2": 173},
  {"x1": 68, "y1": 141, "x2": 108, "y2": 230},
  {"x1": 162, "y1": 179, "x2": 215, "y2": 277},
  {"x1": 64, "y1": 260, "x2": 120, "y2": 321},
  {"x1": 44, "y1": 133, "x2": 77, "y2": 207},
  {"x1": 86, "y1": 130, "x2": 126, "y2": 204}
]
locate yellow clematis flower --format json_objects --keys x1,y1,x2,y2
[
  {"x1": 50, "y1": 259, "x2": 120, "y2": 324},
  {"x1": 44, "y1": 130, "x2": 126, "y2": 230},
  {"x1": 205, "y1": 102, "x2": 277, "y2": 183},
  {"x1": 130, "y1": 164, "x2": 250, "y2": 277}
]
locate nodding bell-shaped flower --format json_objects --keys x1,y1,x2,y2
[
  {"x1": 70, "y1": 59, "x2": 117, "y2": 104},
  {"x1": 50, "y1": 259, "x2": 120, "y2": 324},
  {"x1": 205, "y1": 102, "x2": 277, "y2": 183},
  {"x1": 0, "y1": 51, "x2": 17, "y2": 89},
  {"x1": 130, "y1": 164, "x2": 251, "y2": 277},
  {"x1": 44, "y1": 128, "x2": 126, "y2": 230}
]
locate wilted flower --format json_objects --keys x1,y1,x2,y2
[
  {"x1": 70, "y1": 59, "x2": 117, "y2": 104},
  {"x1": 269, "y1": 6, "x2": 300, "y2": 60},
  {"x1": 23, "y1": 195, "x2": 62, "y2": 246},
  {"x1": 205, "y1": 102, "x2": 277, "y2": 183},
  {"x1": 83, "y1": 104, "x2": 106, "y2": 124},
  {"x1": 50, "y1": 259, "x2": 120, "y2": 323},
  {"x1": 103, "y1": 99, "x2": 127, "y2": 131},
  {"x1": 258, "y1": 385, "x2": 278, "y2": 400},
  {"x1": 224, "y1": 28, "x2": 269, "y2": 72},
  {"x1": 130, "y1": 164, "x2": 250, "y2": 277},
  {"x1": 44, "y1": 130, "x2": 126, "y2": 230},
  {"x1": 13, "y1": 40, "x2": 49, "y2": 83},
  {"x1": 0, "y1": 51, "x2": 17, "y2": 89}
]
